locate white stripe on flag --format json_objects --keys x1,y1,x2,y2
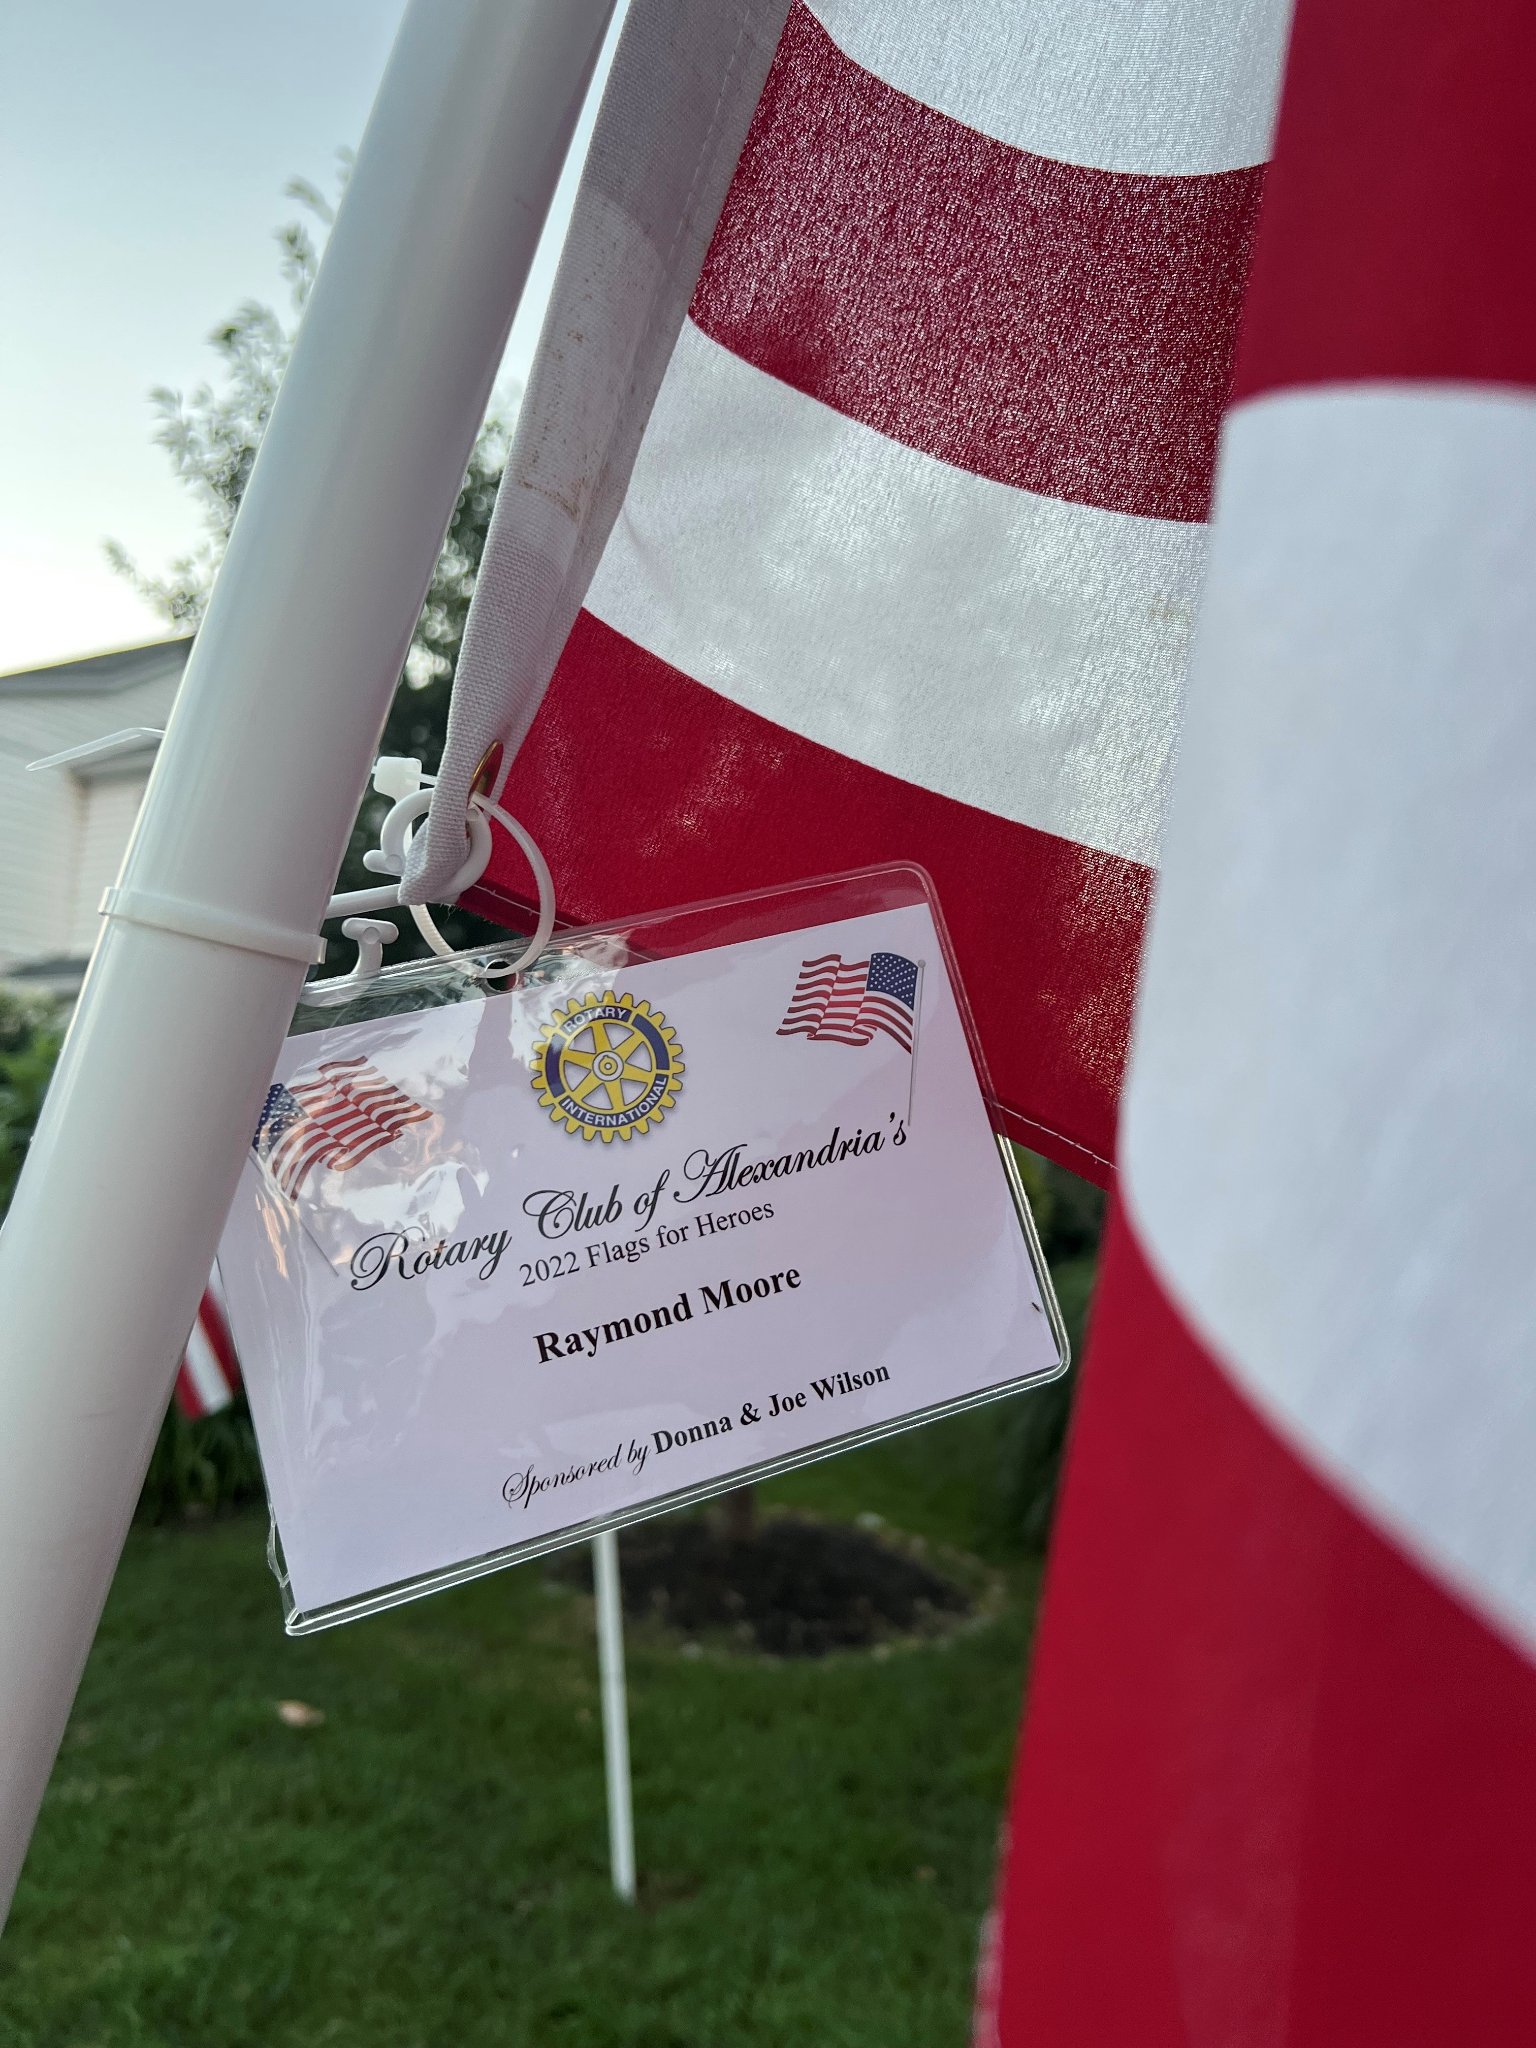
[
  {"x1": 181, "y1": 1315, "x2": 233, "y2": 1417},
  {"x1": 810, "y1": 0, "x2": 1289, "y2": 174},
  {"x1": 1124, "y1": 383, "x2": 1536, "y2": 1651},
  {"x1": 588, "y1": 320, "x2": 1202, "y2": 867}
]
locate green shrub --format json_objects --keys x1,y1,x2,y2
[
  {"x1": 0, "y1": 992, "x2": 64, "y2": 1208},
  {"x1": 135, "y1": 1394, "x2": 267, "y2": 1523}
]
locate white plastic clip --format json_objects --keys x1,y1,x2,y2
[
  {"x1": 369, "y1": 755, "x2": 422, "y2": 803},
  {"x1": 322, "y1": 761, "x2": 555, "y2": 982},
  {"x1": 338, "y1": 917, "x2": 400, "y2": 982}
]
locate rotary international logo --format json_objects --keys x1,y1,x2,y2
[{"x1": 532, "y1": 991, "x2": 684, "y2": 1143}]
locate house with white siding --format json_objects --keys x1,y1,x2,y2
[{"x1": 0, "y1": 637, "x2": 191, "y2": 999}]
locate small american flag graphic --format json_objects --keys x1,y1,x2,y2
[
  {"x1": 252, "y1": 1056, "x2": 432, "y2": 1201},
  {"x1": 776, "y1": 951, "x2": 920, "y2": 1053}
]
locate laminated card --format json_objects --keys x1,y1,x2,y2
[{"x1": 216, "y1": 869, "x2": 1065, "y2": 1630}]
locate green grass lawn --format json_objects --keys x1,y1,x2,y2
[{"x1": 1, "y1": 1407, "x2": 1046, "y2": 2048}]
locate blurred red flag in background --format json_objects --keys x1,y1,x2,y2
[
  {"x1": 174, "y1": 1283, "x2": 239, "y2": 1420},
  {"x1": 985, "y1": 0, "x2": 1536, "y2": 2039}
]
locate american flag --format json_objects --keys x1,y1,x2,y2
[
  {"x1": 174, "y1": 1279, "x2": 241, "y2": 1420},
  {"x1": 252, "y1": 1056, "x2": 432, "y2": 1201},
  {"x1": 776, "y1": 950, "x2": 919, "y2": 1053},
  {"x1": 456, "y1": 0, "x2": 1288, "y2": 1188}
]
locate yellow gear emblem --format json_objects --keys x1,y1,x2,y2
[{"x1": 532, "y1": 990, "x2": 684, "y2": 1142}]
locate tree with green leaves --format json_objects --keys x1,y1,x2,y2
[{"x1": 109, "y1": 167, "x2": 513, "y2": 776}]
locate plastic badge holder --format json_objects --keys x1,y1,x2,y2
[{"x1": 216, "y1": 865, "x2": 1068, "y2": 1633}]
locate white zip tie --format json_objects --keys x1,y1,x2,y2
[
  {"x1": 82, "y1": 747, "x2": 553, "y2": 982},
  {"x1": 98, "y1": 886, "x2": 329, "y2": 967}
]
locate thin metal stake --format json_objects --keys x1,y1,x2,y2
[{"x1": 592, "y1": 1529, "x2": 636, "y2": 1901}]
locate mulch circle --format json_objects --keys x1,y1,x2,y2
[{"x1": 554, "y1": 1511, "x2": 982, "y2": 1658}]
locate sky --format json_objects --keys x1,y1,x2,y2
[{"x1": 0, "y1": 0, "x2": 619, "y2": 676}]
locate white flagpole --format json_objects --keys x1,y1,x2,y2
[
  {"x1": 591, "y1": 1530, "x2": 637, "y2": 1901},
  {"x1": 0, "y1": 0, "x2": 615, "y2": 1922}
]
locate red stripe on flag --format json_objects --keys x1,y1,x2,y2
[
  {"x1": 197, "y1": 1289, "x2": 241, "y2": 1398},
  {"x1": 691, "y1": 3, "x2": 1264, "y2": 523},
  {"x1": 1231, "y1": 0, "x2": 1536, "y2": 400},
  {"x1": 331, "y1": 1119, "x2": 425, "y2": 1173},
  {"x1": 173, "y1": 1289, "x2": 241, "y2": 1421},
  {"x1": 474, "y1": 614, "x2": 1147, "y2": 1182},
  {"x1": 172, "y1": 1360, "x2": 202, "y2": 1420},
  {"x1": 992, "y1": 1209, "x2": 1536, "y2": 2043}
]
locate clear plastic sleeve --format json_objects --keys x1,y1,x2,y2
[{"x1": 216, "y1": 864, "x2": 1067, "y2": 1632}]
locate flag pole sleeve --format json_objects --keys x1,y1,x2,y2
[{"x1": 0, "y1": 0, "x2": 615, "y2": 1921}]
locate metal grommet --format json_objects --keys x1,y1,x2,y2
[{"x1": 469, "y1": 740, "x2": 504, "y2": 801}]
